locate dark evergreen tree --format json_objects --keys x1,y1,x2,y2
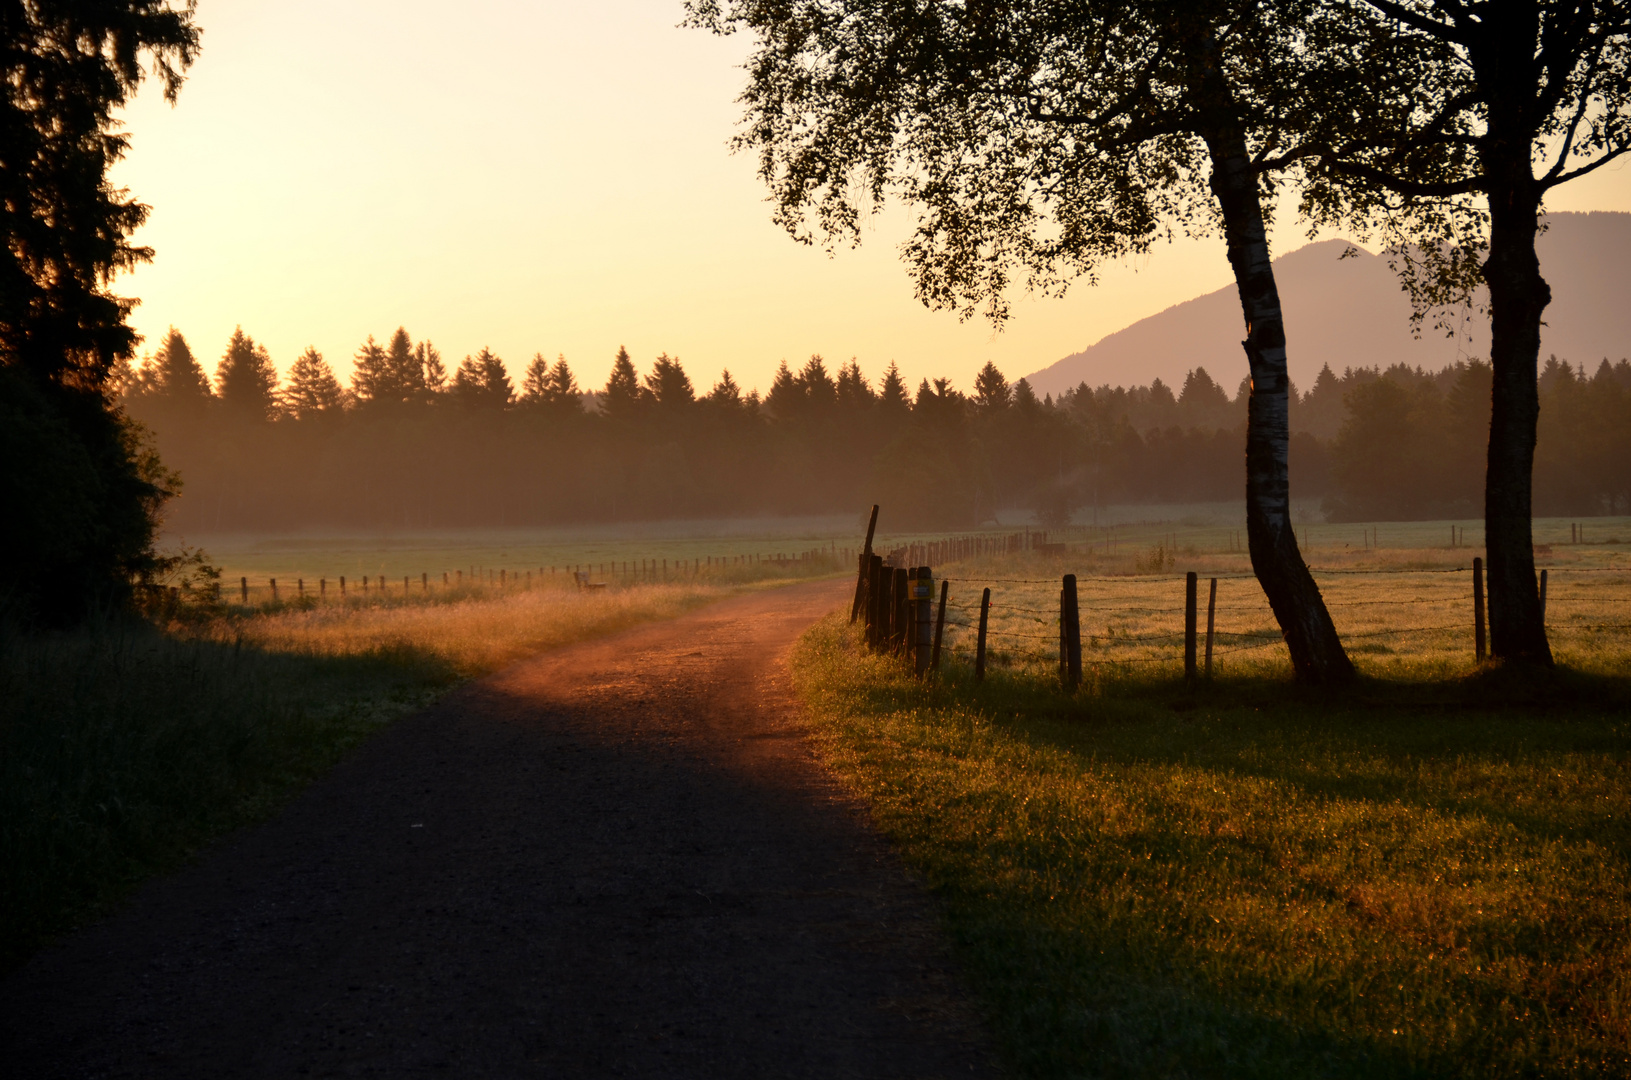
[
  {"x1": 601, "y1": 346, "x2": 648, "y2": 419},
  {"x1": 420, "y1": 341, "x2": 447, "y2": 395},
  {"x1": 350, "y1": 336, "x2": 393, "y2": 405},
  {"x1": 835, "y1": 359, "x2": 873, "y2": 409},
  {"x1": 282, "y1": 347, "x2": 346, "y2": 419},
  {"x1": 452, "y1": 348, "x2": 513, "y2": 410},
  {"x1": 0, "y1": 1, "x2": 200, "y2": 622},
  {"x1": 385, "y1": 326, "x2": 425, "y2": 404},
  {"x1": 973, "y1": 361, "x2": 1010, "y2": 411},
  {"x1": 645, "y1": 353, "x2": 696, "y2": 408},
  {"x1": 876, "y1": 362, "x2": 909, "y2": 418},
  {"x1": 216, "y1": 327, "x2": 279, "y2": 422}
]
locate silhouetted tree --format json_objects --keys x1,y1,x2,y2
[
  {"x1": 0, "y1": 2, "x2": 200, "y2": 622},
  {"x1": 601, "y1": 346, "x2": 648, "y2": 419},
  {"x1": 835, "y1": 359, "x2": 873, "y2": 409},
  {"x1": 1288, "y1": 0, "x2": 1631, "y2": 664},
  {"x1": 282, "y1": 347, "x2": 346, "y2": 419},
  {"x1": 452, "y1": 348, "x2": 513, "y2": 410},
  {"x1": 687, "y1": 0, "x2": 1362, "y2": 679},
  {"x1": 350, "y1": 336, "x2": 392, "y2": 405},
  {"x1": 216, "y1": 327, "x2": 279, "y2": 422},
  {"x1": 646, "y1": 353, "x2": 696, "y2": 408},
  {"x1": 973, "y1": 362, "x2": 1011, "y2": 411},
  {"x1": 132, "y1": 327, "x2": 211, "y2": 413},
  {"x1": 385, "y1": 327, "x2": 425, "y2": 404},
  {"x1": 420, "y1": 341, "x2": 447, "y2": 395},
  {"x1": 876, "y1": 362, "x2": 910, "y2": 418}
]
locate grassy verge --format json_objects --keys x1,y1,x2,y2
[
  {"x1": 0, "y1": 574, "x2": 819, "y2": 971},
  {"x1": 791, "y1": 613, "x2": 1631, "y2": 1079}
]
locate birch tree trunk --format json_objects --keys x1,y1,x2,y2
[
  {"x1": 1190, "y1": 34, "x2": 1355, "y2": 683},
  {"x1": 1477, "y1": 81, "x2": 1554, "y2": 664}
]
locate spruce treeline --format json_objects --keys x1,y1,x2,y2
[{"x1": 119, "y1": 327, "x2": 1631, "y2": 532}]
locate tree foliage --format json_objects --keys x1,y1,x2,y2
[{"x1": 0, "y1": 1, "x2": 200, "y2": 623}]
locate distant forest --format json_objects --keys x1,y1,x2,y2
[{"x1": 118, "y1": 327, "x2": 1631, "y2": 531}]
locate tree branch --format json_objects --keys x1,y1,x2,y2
[
  {"x1": 1358, "y1": 0, "x2": 1468, "y2": 43},
  {"x1": 1544, "y1": 143, "x2": 1631, "y2": 188}
]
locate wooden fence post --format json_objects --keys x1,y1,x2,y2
[
  {"x1": 1063, "y1": 574, "x2": 1081, "y2": 690},
  {"x1": 932, "y1": 579, "x2": 948, "y2": 673},
  {"x1": 1205, "y1": 577, "x2": 1217, "y2": 678},
  {"x1": 1184, "y1": 571, "x2": 1198, "y2": 681},
  {"x1": 893, "y1": 567, "x2": 910, "y2": 655},
  {"x1": 320, "y1": 577, "x2": 326, "y2": 599},
  {"x1": 270, "y1": 578, "x2": 278, "y2": 601},
  {"x1": 1473, "y1": 557, "x2": 1486, "y2": 662},
  {"x1": 340, "y1": 575, "x2": 346, "y2": 597},
  {"x1": 403, "y1": 576, "x2": 409, "y2": 595},
  {"x1": 914, "y1": 566, "x2": 933, "y2": 677},
  {"x1": 866, "y1": 555, "x2": 883, "y2": 647},
  {"x1": 1058, "y1": 584, "x2": 1067, "y2": 685},
  {"x1": 975, "y1": 587, "x2": 990, "y2": 681},
  {"x1": 298, "y1": 578, "x2": 304, "y2": 598},
  {"x1": 240, "y1": 576, "x2": 248, "y2": 603},
  {"x1": 423, "y1": 572, "x2": 428, "y2": 592}
]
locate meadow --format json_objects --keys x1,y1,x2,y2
[{"x1": 791, "y1": 515, "x2": 1631, "y2": 1078}]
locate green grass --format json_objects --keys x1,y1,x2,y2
[{"x1": 791, "y1": 614, "x2": 1631, "y2": 1078}]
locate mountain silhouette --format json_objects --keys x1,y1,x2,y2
[{"x1": 1024, "y1": 211, "x2": 1631, "y2": 395}]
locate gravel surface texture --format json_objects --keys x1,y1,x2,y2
[{"x1": 0, "y1": 579, "x2": 997, "y2": 1079}]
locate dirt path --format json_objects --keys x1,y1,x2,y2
[{"x1": 1, "y1": 579, "x2": 997, "y2": 1079}]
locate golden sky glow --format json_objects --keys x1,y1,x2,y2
[{"x1": 111, "y1": 0, "x2": 1631, "y2": 397}]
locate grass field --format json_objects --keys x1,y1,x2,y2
[
  {"x1": 857, "y1": 513, "x2": 1629, "y2": 680},
  {"x1": 791, "y1": 523, "x2": 1631, "y2": 1078},
  {"x1": 173, "y1": 516, "x2": 865, "y2": 602}
]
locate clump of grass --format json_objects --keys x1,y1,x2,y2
[
  {"x1": 792, "y1": 614, "x2": 1631, "y2": 1079},
  {"x1": 0, "y1": 576, "x2": 765, "y2": 971}
]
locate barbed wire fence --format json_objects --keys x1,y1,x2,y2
[{"x1": 849, "y1": 509, "x2": 1631, "y2": 685}]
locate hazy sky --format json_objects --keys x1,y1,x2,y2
[{"x1": 111, "y1": 0, "x2": 1631, "y2": 398}]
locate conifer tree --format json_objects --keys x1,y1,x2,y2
[
  {"x1": 452, "y1": 348, "x2": 514, "y2": 409},
  {"x1": 877, "y1": 362, "x2": 910, "y2": 416},
  {"x1": 707, "y1": 369, "x2": 746, "y2": 407},
  {"x1": 350, "y1": 336, "x2": 393, "y2": 405},
  {"x1": 0, "y1": 1, "x2": 200, "y2": 622},
  {"x1": 147, "y1": 327, "x2": 212, "y2": 408},
  {"x1": 645, "y1": 353, "x2": 696, "y2": 407},
  {"x1": 601, "y1": 346, "x2": 648, "y2": 419},
  {"x1": 546, "y1": 356, "x2": 582, "y2": 414},
  {"x1": 835, "y1": 359, "x2": 873, "y2": 408},
  {"x1": 521, "y1": 352, "x2": 552, "y2": 403},
  {"x1": 216, "y1": 327, "x2": 280, "y2": 421},
  {"x1": 974, "y1": 361, "x2": 1011, "y2": 411},
  {"x1": 764, "y1": 360, "x2": 800, "y2": 419},
  {"x1": 419, "y1": 341, "x2": 447, "y2": 395},
  {"x1": 281, "y1": 347, "x2": 346, "y2": 419},
  {"x1": 385, "y1": 327, "x2": 425, "y2": 403},
  {"x1": 797, "y1": 355, "x2": 837, "y2": 410}
]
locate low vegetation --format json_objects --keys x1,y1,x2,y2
[
  {"x1": 0, "y1": 563, "x2": 833, "y2": 971},
  {"x1": 791, "y1": 610, "x2": 1631, "y2": 1078}
]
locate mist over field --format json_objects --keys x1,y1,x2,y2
[{"x1": 122, "y1": 311, "x2": 1631, "y2": 536}]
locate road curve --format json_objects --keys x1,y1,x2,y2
[{"x1": 0, "y1": 578, "x2": 996, "y2": 1079}]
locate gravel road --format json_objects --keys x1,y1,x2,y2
[{"x1": 0, "y1": 578, "x2": 997, "y2": 1079}]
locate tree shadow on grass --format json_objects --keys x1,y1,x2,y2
[
  {"x1": 0, "y1": 616, "x2": 463, "y2": 973},
  {"x1": 804, "y1": 624, "x2": 1631, "y2": 1078}
]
